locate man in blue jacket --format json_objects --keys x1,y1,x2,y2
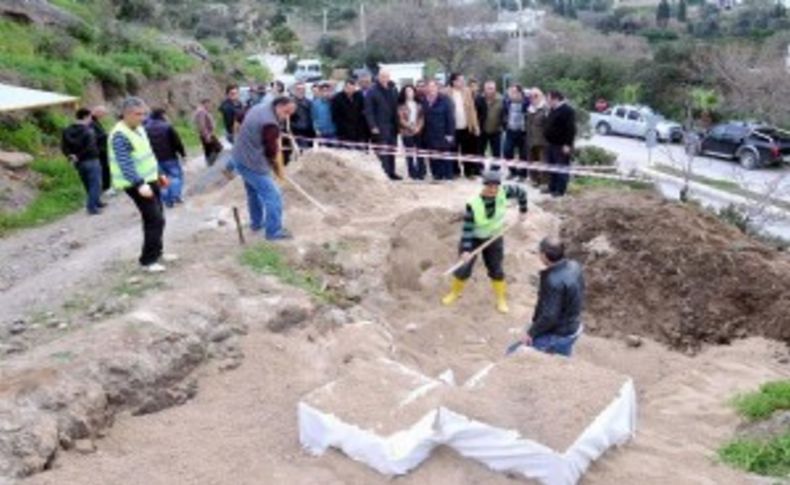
[
  {"x1": 311, "y1": 82, "x2": 337, "y2": 146},
  {"x1": 421, "y1": 80, "x2": 455, "y2": 181}
]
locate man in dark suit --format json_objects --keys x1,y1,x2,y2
[
  {"x1": 543, "y1": 90, "x2": 576, "y2": 197},
  {"x1": 332, "y1": 79, "x2": 368, "y2": 147},
  {"x1": 364, "y1": 70, "x2": 401, "y2": 180}
]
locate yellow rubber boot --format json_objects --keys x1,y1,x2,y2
[
  {"x1": 442, "y1": 277, "x2": 466, "y2": 306},
  {"x1": 492, "y1": 280, "x2": 509, "y2": 314}
]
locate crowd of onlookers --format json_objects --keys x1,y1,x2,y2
[{"x1": 206, "y1": 69, "x2": 577, "y2": 198}]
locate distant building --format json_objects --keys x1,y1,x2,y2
[
  {"x1": 378, "y1": 63, "x2": 425, "y2": 88},
  {"x1": 448, "y1": 8, "x2": 545, "y2": 39}
]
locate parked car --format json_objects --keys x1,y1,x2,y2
[
  {"x1": 590, "y1": 104, "x2": 683, "y2": 143},
  {"x1": 697, "y1": 122, "x2": 790, "y2": 169}
]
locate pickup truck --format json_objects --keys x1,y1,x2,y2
[
  {"x1": 590, "y1": 104, "x2": 683, "y2": 143},
  {"x1": 697, "y1": 122, "x2": 790, "y2": 169}
]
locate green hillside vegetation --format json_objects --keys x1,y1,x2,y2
[{"x1": 0, "y1": 17, "x2": 195, "y2": 96}]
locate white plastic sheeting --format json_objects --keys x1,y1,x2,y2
[
  {"x1": 0, "y1": 83, "x2": 77, "y2": 112},
  {"x1": 298, "y1": 362, "x2": 637, "y2": 485}
]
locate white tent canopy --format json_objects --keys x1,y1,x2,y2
[{"x1": 0, "y1": 83, "x2": 77, "y2": 113}]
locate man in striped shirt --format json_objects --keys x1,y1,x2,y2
[
  {"x1": 109, "y1": 97, "x2": 176, "y2": 273},
  {"x1": 442, "y1": 170, "x2": 528, "y2": 314}
]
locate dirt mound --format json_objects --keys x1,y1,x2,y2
[
  {"x1": 287, "y1": 149, "x2": 393, "y2": 212},
  {"x1": 557, "y1": 191, "x2": 790, "y2": 352},
  {"x1": 384, "y1": 207, "x2": 460, "y2": 293}
]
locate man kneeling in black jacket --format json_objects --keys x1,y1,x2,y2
[
  {"x1": 62, "y1": 108, "x2": 105, "y2": 215},
  {"x1": 523, "y1": 237, "x2": 585, "y2": 356}
]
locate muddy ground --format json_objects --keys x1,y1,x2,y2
[{"x1": 0, "y1": 149, "x2": 788, "y2": 485}]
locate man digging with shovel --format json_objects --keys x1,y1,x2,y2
[{"x1": 442, "y1": 170, "x2": 528, "y2": 314}]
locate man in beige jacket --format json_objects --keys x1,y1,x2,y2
[{"x1": 448, "y1": 73, "x2": 481, "y2": 179}]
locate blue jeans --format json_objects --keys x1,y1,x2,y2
[
  {"x1": 403, "y1": 135, "x2": 425, "y2": 180},
  {"x1": 235, "y1": 161, "x2": 284, "y2": 239},
  {"x1": 158, "y1": 160, "x2": 183, "y2": 206},
  {"x1": 532, "y1": 332, "x2": 580, "y2": 357},
  {"x1": 76, "y1": 159, "x2": 102, "y2": 213}
]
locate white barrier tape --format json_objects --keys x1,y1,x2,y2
[{"x1": 289, "y1": 134, "x2": 648, "y2": 183}]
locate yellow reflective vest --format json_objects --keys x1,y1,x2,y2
[{"x1": 108, "y1": 122, "x2": 158, "y2": 190}]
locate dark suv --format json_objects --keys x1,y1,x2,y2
[{"x1": 698, "y1": 122, "x2": 790, "y2": 169}]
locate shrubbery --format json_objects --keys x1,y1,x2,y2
[
  {"x1": 574, "y1": 146, "x2": 618, "y2": 166},
  {"x1": 0, "y1": 18, "x2": 196, "y2": 96}
]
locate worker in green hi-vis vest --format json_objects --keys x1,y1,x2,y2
[
  {"x1": 109, "y1": 97, "x2": 177, "y2": 273},
  {"x1": 442, "y1": 170, "x2": 528, "y2": 314}
]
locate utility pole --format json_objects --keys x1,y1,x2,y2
[
  {"x1": 360, "y1": 3, "x2": 367, "y2": 48},
  {"x1": 517, "y1": 0, "x2": 524, "y2": 70},
  {"x1": 323, "y1": 8, "x2": 328, "y2": 34}
]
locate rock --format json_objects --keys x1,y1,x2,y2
[
  {"x1": 0, "y1": 0, "x2": 82, "y2": 27},
  {"x1": 267, "y1": 304, "x2": 313, "y2": 333},
  {"x1": 66, "y1": 240, "x2": 83, "y2": 251},
  {"x1": 405, "y1": 323, "x2": 418, "y2": 333},
  {"x1": 46, "y1": 318, "x2": 62, "y2": 328},
  {"x1": 323, "y1": 308, "x2": 351, "y2": 326},
  {"x1": 126, "y1": 276, "x2": 142, "y2": 286},
  {"x1": 778, "y1": 356, "x2": 789, "y2": 365},
  {"x1": 0, "y1": 150, "x2": 34, "y2": 170},
  {"x1": 57, "y1": 322, "x2": 69, "y2": 330},
  {"x1": 1, "y1": 339, "x2": 27, "y2": 355},
  {"x1": 625, "y1": 335, "x2": 643, "y2": 348},
  {"x1": 9, "y1": 319, "x2": 26, "y2": 335},
  {"x1": 73, "y1": 439, "x2": 96, "y2": 455},
  {"x1": 208, "y1": 326, "x2": 233, "y2": 343},
  {"x1": 0, "y1": 405, "x2": 59, "y2": 478}
]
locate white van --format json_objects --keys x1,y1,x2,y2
[{"x1": 295, "y1": 60, "x2": 322, "y2": 82}]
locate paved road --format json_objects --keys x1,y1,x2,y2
[
  {"x1": 582, "y1": 134, "x2": 790, "y2": 203},
  {"x1": 581, "y1": 134, "x2": 790, "y2": 241}
]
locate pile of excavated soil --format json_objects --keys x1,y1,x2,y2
[
  {"x1": 385, "y1": 207, "x2": 460, "y2": 293},
  {"x1": 303, "y1": 358, "x2": 444, "y2": 435},
  {"x1": 445, "y1": 352, "x2": 628, "y2": 452},
  {"x1": 556, "y1": 191, "x2": 790, "y2": 352},
  {"x1": 287, "y1": 149, "x2": 393, "y2": 212}
]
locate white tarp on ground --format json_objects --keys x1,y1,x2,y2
[
  {"x1": 0, "y1": 83, "x2": 77, "y2": 113},
  {"x1": 298, "y1": 358, "x2": 637, "y2": 485}
]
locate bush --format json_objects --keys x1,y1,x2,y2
[
  {"x1": 0, "y1": 121, "x2": 43, "y2": 153},
  {"x1": 575, "y1": 145, "x2": 618, "y2": 166},
  {"x1": 717, "y1": 204, "x2": 751, "y2": 234},
  {"x1": 719, "y1": 435, "x2": 790, "y2": 477},
  {"x1": 639, "y1": 28, "x2": 680, "y2": 43},
  {"x1": 317, "y1": 35, "x2": 350, "y2": 60},
  {"x1": 733, "y1": 381, "x2": 790, "y2": 421},
  {"x1": 0, "y1": 158, "x2": 84, "y2": 234},
  {"x1": 74, "y1": 50, "x2": 127, "y2": 90}
]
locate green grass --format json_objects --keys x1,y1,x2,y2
[
  {"x1": 569, "y1": 175, "x2": 653, "y2": 194},
  {"x1": 718, "y1": 380, "x2": 790, "y2": 478},
  {"x1": 719, "y1": 434, "x2": 790, "y2": 477},
  {"x1": 0, "y1": 158, "x2": 84, "y2": 235},
  {"x1": 240, "y1": 243, "x2": 332, "y2": 302},
  {"x1": 733, "y1": 381, "x2": 790, "y2": 422},
  {"x1": 0, "y1": 18, "x2": 195, "y2": 96}
]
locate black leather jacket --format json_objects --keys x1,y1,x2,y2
[{"x1": 529, "y1": 259, "x2": 585, "y2": 338}]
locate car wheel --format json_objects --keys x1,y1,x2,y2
[
  {"x1": 596, "y1": 123, "x2": 611, "y2": 136},
  {"x1": 738, "y1": 150, "x2": 759, "y2": 170}
]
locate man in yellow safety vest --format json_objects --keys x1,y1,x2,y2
[
  {"x1": 442, "y1": 170, "x2": 527, "y2": 314},
  {"x1": 109, "y1": 97, "x2": 177, "y2": 273}
]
